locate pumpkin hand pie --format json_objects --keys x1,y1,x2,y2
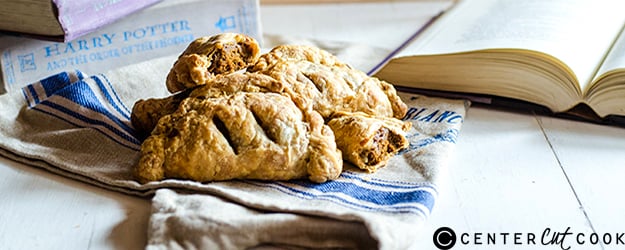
[
  {"x1": 132, "y1": 33, "x2": 412, "y2": 183},
  {"x1": 166, "y1": 33, "x2": 261, "y2": 93},
  {"x1": 135, "y1": 92, "x2": 342, "y2": 183}
]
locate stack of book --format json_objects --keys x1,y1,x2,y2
[{"x1": 0, "y1": 0, "x2": 262, "y2": 93}]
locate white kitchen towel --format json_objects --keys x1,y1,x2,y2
[{"x1": 0, "y1": 42, "x2": 468, "y2": 249}]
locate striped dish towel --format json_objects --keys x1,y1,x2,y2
[
  {"x1": 0, "y1": 54, "x2": 467, "y2": 249},
  {"x1": 22, "y1": 70, "x2": 141, "y2": 150}
]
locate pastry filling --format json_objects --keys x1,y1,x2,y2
[{"x1": 363, "y1": 128, "x2": 389, "y2": 166}]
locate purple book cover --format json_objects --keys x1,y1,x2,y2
[{"x1": 53, "y1": 0, "x2": 162, "y2": 42}]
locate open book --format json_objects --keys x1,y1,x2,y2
[{"x1": 374, "y1": 0, "x2": 625, "y2": 124}]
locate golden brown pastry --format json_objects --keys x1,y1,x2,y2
[
  {"x1": 132, "y1": 72, "x2": 284, "y2": 136},
  {"x1": 327, "y1": 112, "x2": 411, "y2": 172},
  {"x1": 249, "y1": 44, "x2": 349, "y2": 73},
  {"x1": 166, "y1": 33, "x2": 261, "y2": 93},
  {"x1": 188, "y1": 72, "x2": 284, "y2": 99},
  {"x1": 135, "y1": 92, "x2": 342, "y2": 183},
  {"x1": 131, "y1": 88, "x2": 193, "y2": 138},
  {"x1": 249, "y1": 45, "x2": 408, "y2": 119},
  {"x1": 133, "y1": 33, "x2": 413, "y2": 183}
]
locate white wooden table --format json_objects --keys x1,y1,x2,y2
[{"x1": 2, "y1": 2, "x2": 625, "y2": 249}]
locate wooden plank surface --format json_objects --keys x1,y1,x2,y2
[
  {"x1": 1, "y1": 1, "x2": 624, "y2": 249},
  {"x1": 410, "y1": 107, "x2": 599, "y2": 249},
  {"x1": 0, "y1": 156, "x2": 151, "y2": 250},
  {"x1": 539, "y1": 116, "x2": 625, "y2": 250}
]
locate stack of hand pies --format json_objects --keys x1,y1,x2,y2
[{"x1": 131, "y1": 33, "x2": 411, "y2": 184}]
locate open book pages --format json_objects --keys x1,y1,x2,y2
[{"x1": 375, "y1": 0, "x2": 625, "y2": 119}]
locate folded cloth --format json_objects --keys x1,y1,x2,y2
[{"x1": 0, "y1": 41, "x2": 468, "y2": 249}]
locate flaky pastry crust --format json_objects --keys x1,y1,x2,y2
[
  {"x1": 136, "y1": 92, "x2": 341, "y2": 183},
  {"x1": 328, "y1": 112, "x2": 411, "y2": 172},
  {"x1": 166, "y1": 33, "x2": 260, "y2": 93},
  {"x1": 132, "y1": 33, "x2": 412, "y2": 183}
]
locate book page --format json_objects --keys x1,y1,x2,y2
[
  {"x1": 400, "y1": 0, "x2": 625, "y2": 92},
  {"x1": 593, "y1": 26, "x2": 625, "y2": 84},
  {"x1": 261, "y1": 0, "x2": 454, "y2": 74}
]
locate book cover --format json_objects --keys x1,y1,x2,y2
[
  {"x1": 55, "y1": 0, "x2": 163, "y2": 42},
  {"x1": 0, "y1": 0, "x2": 162, "y2": 42},
  {"x1": 0, "y1": 0, "x2": 262, "y2": 94}
]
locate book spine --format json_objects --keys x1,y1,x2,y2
[{"x1": 52, "y1": 0, "x2": 163, "y2": 42}]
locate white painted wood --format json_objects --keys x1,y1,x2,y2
[
  {"x1": 260, "y1": 1, "x2": 452, "y2": 48},
  {"x1": 539, "y1": 116, "x2": 625, "y2": 250},
  {"x1": 1, "y1": 2, "x2": 624, "y2": 250},
  {"x1": 410, "y1": 107, "x2": 599, "y2": 249},
  {"x1": 0, "y1": 156, "x2": 150, "y2": 250}
]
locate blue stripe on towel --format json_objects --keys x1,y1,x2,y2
[
  {"x1": 93, "y1": 75, "x2": 132, "y2": 119},
  {"x1": 21, "y1": 71, "x2": 141, "y2": 150},
  {"x1": 53, "y1": 80, "x2": 136, "y2": 136},
  {"x1": 33, "y1": 103, "x2": 140, "y2": 150},
  {"x1": 26, "y1": 85, "x2": 40, "y2": 105},
  {"x1": 291, "y1": 180, "x2": 435, "y2": 207},
  {"x1": 245, "y1": 174, "x2": 436, "y2": 215},
  {"x1": 340, "y1": 171, "x2": 439, "y2": 193},
  {"x1": 40, "y1": 71, "x2": 73, "y2": 97},
  {"x1": 23, "y1": 71, "x2": 85, "y2": 107}
]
